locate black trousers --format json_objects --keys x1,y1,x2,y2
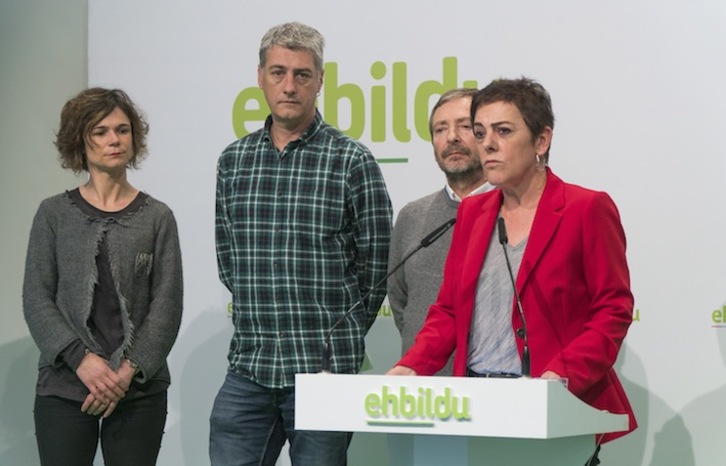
[{"x1": 34, "y1": 391, "x2": 167, "y2": 466}]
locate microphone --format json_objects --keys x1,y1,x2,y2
[
  {"x1": 320, "y1": 218, "x2": 456, "y2": 373},
  {"x1": 497, "y1": 217, "x2": 531, "y2": 378}
]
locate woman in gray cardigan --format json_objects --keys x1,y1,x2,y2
[{"x1": 22, "y1": 88, "x2": 183, "y2": 466}]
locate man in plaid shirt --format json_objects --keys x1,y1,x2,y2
[{"x1": 210, "y1": 22, "x2": 392, "y2": 466}]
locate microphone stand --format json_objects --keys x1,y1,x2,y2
[{"x1": 497, "y1": 217, "x2": 531, "y2": 378}]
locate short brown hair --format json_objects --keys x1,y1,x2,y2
[{"x1": 55, "y1": 88, "x2": 149, "y2": 173}]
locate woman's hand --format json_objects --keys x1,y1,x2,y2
[
  {"x1": 81, "y1": 393, "x2": 117, "y2": 417},
  {"x1": 76, "y1": 352, "x2": 128, "y2": 415},
  {"x1": 386, "y1": 365, "x2": 418, "y2": 376},
  {"x1": 79, "y1": 358, "x2": 138, "y2": 417},
  {"x1": 117, "y1": 358, "x2": 137, "y2": 389}
]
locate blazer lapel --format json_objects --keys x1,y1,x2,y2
[
  {"x1": 517, "y1": 170, "x2": 565, "y2": 292},
  {"x1": 460, "y1": 192, "x2": 501, "y2": 299}
]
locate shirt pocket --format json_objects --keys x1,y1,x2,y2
[{"x1": 134, "y1": 253, "x2": 154, "y2": 277}]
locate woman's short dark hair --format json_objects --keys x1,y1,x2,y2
[
  {"x1": 471, "y1": 77, "x2": 555, "y2": 160},
  {"x1": 55, "y1": 88, "x2": 149, "y2": 173}
]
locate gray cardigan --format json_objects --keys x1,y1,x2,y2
[
  {"x1": 23, "y1": 191, "x2": 183, "y2": 385},
  {"x1": 387, "y1": 189, "x2": 460, "y2": 376}
]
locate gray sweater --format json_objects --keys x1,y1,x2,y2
[
  {"x1": 23, "y1": 191, "x2": 183, "y2": 388},
  {"x1": 387, "y1": 189, "x2": 460, "y2": 376}
]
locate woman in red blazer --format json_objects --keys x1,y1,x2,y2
[{"x1": 389, "y1": 78, "x2": 636, "y2": 458}]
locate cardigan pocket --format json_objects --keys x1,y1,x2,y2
[{"x1": 134, "y1": 253, "x2": 154, "y2": 277}]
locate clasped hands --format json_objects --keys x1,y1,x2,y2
[{"x1": 76, "y1": 352, "x2": 136, "y2": 418}]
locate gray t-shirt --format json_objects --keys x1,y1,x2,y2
[{"x1": 467, "y1": 229, "x2": 527, "y2": 375}]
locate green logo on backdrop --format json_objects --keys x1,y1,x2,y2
[
  {"x1": 232, "y1": 57, "x2": 477, "y2": 152},
  {"x1": 712, "y1": 305, "x2": 726, "y2": 327}
]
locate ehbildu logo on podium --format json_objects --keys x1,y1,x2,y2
[{"x1": 364, "y1": 385, "x2": 471, "y2": 427}]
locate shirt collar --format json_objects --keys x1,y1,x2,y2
[
  {"x1": 263, "y1": 110, "x2": 324, "y2": 145},
  {"x1": 445, "y1": 182, "x2": 494, "y2": 202}
]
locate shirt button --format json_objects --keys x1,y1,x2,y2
[{"x1": 516, "y1": 328, "x2": 525, "y2": 339}]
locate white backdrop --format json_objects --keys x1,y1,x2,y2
[{"x1": 86, "y1": 1, "x2": 726, "y2": 465}]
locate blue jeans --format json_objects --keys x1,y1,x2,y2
[
  {"x1": 209, "y1": 371, "x2": 350, "y2": 466},
  {"x1": 34, "y1": 391, "x2": 167, "y2": 466}
]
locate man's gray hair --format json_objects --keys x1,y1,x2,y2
[
  {"x1": 259, "y1": 22, "x2": 325, "y2": 71},
  {"x1": 428, "y1": 88, "x2": 479, "y2": 137}
]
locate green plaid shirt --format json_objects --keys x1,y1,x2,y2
[{"x1": 216, "y1": 112, "x2": 392, "y2": 389}]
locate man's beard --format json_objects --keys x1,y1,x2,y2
[{"x1": 437, "y1": 144, "x2": 482, "y2": 180}]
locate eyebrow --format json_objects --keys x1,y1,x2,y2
[
  {"x1": 268, "y1": 64, "x2": 313, "y2": 73},
  {"x1": 434, "y1": 116, "x2": 471, "y2": 127},
  {"x1": 92, "y1": 123, "x2": 131, "y2": 130},
  {"x1": 474, "y1": 120, "x2": 513, "y2": 128}
]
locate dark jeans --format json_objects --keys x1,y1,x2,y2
[
  {"x1": 209, "y1": 371, "x2": 350, "y2": 466},
  {"x1": 34, "y1": 391, "x2": 167, "y2": 466}
]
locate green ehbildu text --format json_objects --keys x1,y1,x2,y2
[
  {"x1": 365, "y1": 386, "x2": 471, "y2": 423},
  {"x1": 232, "y1": 57, "x2": 477, "y2": 142}
]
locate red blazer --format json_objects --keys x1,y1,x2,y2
[{"x1": 398, "y1": 169, "x2": 636, "y2": 441}]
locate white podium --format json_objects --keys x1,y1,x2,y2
[{"x1": 295, "y1": 374, "x2": 628, "y2": 466}]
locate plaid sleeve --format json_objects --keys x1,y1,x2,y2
[{"x1": 346, "y1": 147, "x2": 392, "y2": 329}]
